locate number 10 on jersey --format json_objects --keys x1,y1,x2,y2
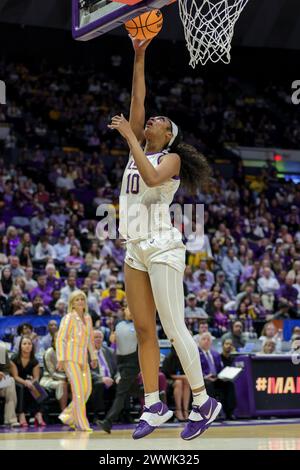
[{"x1": 126, "y1": 173, "x2": 140, "y2": 194}]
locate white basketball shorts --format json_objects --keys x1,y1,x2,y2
[{"x1": 125, "y1": 237, "x2": 186, "y2": 274}]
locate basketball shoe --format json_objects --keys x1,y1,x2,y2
[
  {"x1": 181, "y1": 397, "x2": 222, "y2": 440},
  {"x1": 132, "y1": 401, "x2": 173, "y2": 439}
]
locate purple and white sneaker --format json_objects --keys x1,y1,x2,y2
[
  {"x1": 132, "y1": 402, "x2": 173, "y2": 440},
  {"x1": 181, "y1": 397, "x2": 222, "y2": 441}
]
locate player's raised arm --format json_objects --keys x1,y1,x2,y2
[{"x1": 129, "y1": 38, "x2": 152, "y2": 142}]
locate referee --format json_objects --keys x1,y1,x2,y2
[{"x1": 100, "y1": 306, "x2": 140, "y2": 433}]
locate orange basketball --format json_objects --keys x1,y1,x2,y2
[{"x1": 125, "y1": 9, "x2": 163, "y2": 40}]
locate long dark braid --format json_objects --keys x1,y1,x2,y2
[{"x1": 167, "y1": 127, "x2": 212, "y2": 193}]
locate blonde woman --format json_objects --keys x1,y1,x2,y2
[{"x1": 56, "y1": 290, "x2": 97, "y2": 431}]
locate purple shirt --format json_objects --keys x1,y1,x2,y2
[
  {"x1": 276, "y1": 284, "x2": 298, "y2": 308},
  {"x1": 46, "y1": 276, "x2": 62, "y2": 291},
  {"x1": 100, "y1": 297, "x2": 121, "y2": 315},
  {"x1": 9, "y1": 237, "x2": 21, "y2": 256},
  {"x1": 213, "y1": 311, "x2": 229, "y2": 329},
  {"x1": 111, "y1": 246, "x2": 125, "y2": 267},
  {"x1": 29, "y1": 286, "x2": 53, "y2": 305},
  {"x1": 184, "y1": 278, "x2": 201, "y2": 294},
  {"x1": 65, "y1": 255, "x2": 84, "y2": 266},
  {"x1": 239, "y1": 265, "x2": 254, "y2": 283},
  {"x1": 194, "y1": 269, "x2": 215, "y2": 287}
]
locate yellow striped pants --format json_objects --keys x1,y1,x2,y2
[{"x1": 59, "y1": 361, "x2": 92, "y2": 431}]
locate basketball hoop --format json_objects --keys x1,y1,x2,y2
[{"x1": 178, "y1": 0, "x2": 251, "y2": 67}]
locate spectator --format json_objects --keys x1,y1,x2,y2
[
  {"x1": 0, "y1": 341, "x2": 19, "y2": 427},
  {"x1": 54, "y1": 234, "x2": 71, "y2": 262},
  {"x1": 6, "y1": 292, "x2": 27, "y2": 316},
  {"x1": 34, "y1": 236, "x2": 56, "y2": 262},
  {"x1": 7, "y1": 256, "x2": 25, "y2": 279},
  {"x1": 183, "y1": 266, "x2": 200, "y2": 294},
  {"x1": 194, "y1": 261, "x2": 215, "y2": 288},
  {"x1": 100, "y1": 285, "x2": 121, "y2": 317},
  {"x1": 26, "y1": 294, "x2": 51, "y2": 317},
  {"x1": 221, "y1": 338, "x2": 235, "y2": 367},
  {"x1": 193, "y1": 320, "x2": 216, "y2": 345},
  {"x1": 215, "y1": 271, "x2": 234, "y2": 300},
  {"x1": 0, "y1": 267, "x2": 13, "y2": 298},
  {"x1": 258, "y1": 339, "x2": 276, "y2": 355},
  {"x1": 290, "y1": 325, "x2": 300, "y2": 341},
  {"x1": 29, "y1": 275, "x2": 53, "y2": 306},
  {"x1": 40, "y1": 320, "x2": 59, "y2": 351},
  {"x1": 13, "y1": 323, "x2": 40, "y2": 353},
  {"x1": 276, "y1": 275, "x2": 298, "y2": 317},
  {"x1": 65, "y1": 244, "x2": 84, "y2": 271},
  {"x1": 222, "y1": 248, "x2": 244, "y2": 296},
  {"x1": 186, "y1": 223, "x2": 213, "y2": 267},
  {"x1": 221, "y1": 321, "x2": 246, "y2": 350},
  {"x1": 184, "y1": 293, "x2": 208, "y2": 333},
  {"x1": 290, "y1": 335, "x2": 300, "y2": 355},
  {"x1": 16, "y1": 233, "x2": 35, "y2": 259},
  {"x1": 198, "y1": 332, "x2": 236, "y2": 420},
  {"x1": 293, "y1": 273, "x2": 300, "y2": 314},
  {"x1": 89, "y1": 330, "x2": 118, "y2": 426},
  {"x1": 30, "y1": 210, "x2": 49, "y2": 237},
  {"x1": 259, "y1": 322, "x2": 282, "y2": 352},
  {"x1": 162, "y1": 346, "x2": 191, "y2": 422},
  {"x1": 6, "y1": 226, "x2": 21, "y2": 256},
  {"x1": 258, "y1": 267, "x2": 280, "y2": 311},
  {"x1": 24, "y1": 267, "x2": 38, "y2": 293},
  {"x1": 40, "y1": 333, "x2": 68, "y2": 412},
  {"x1": 19, "y1": 246, "x2": 33, "y2": 268},
  {"x1": 10, "y1": 336, "x2": 46, "y2": 427},
  {"x1": 60, "y1": 276, "x2": 77, "y2": 304},
  {"x1": 48, "y1": 289, "x2": 62, "y2": 311},
  {"x1": 273, "y1": 300, "x2": 292, "y2": 320},
  {"x1": 211, "y1": 298, "x2": 229, "y2": 336},
  {"x1": 51, "y1": 298, "x2": 67, "y2": 317},
  {"x1": 45, "y1": 264, "x2": 61, "y2": 291},
  {"x1": 288, "y1": 261, "x2": 300, "y2": 282},
  {"x1": 101, "y1": 277, "x2": 126, "y2": 303}
]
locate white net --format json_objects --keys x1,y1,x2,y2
[{"x1": 178, "y1": 0, "x2": 250, "y2": 67}]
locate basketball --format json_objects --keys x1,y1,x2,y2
[{"x1": 125, "y1": 9, "x2": 163, "y2": 40}]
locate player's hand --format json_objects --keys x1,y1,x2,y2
[
  {"x1": 108, "y1": 114, "x2": 135, "y2": 141},
  {"x1": 129, "y1": 36, "x2": 152, "y2": 53},
  {"x1": 0, "y1": 372, "x2": 5, "y2": 381}
]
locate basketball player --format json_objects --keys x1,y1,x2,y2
[{"x1": 108, "y1": 37, "x2": 221, "y2": 440}]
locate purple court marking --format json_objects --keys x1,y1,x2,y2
[{"x1": 1, "y1": 419, "x2": 300, "y2": 435}]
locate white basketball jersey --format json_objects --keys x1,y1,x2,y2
[{"x1": 119, "y1": 152, "x2": 180, "y2": 241}]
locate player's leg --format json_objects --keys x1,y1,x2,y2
[
  {"x1": 125, "y1": 262, "x2": 173, "y2": 439},
  {"x1": 149, "y1": 262, "x2": 222, "y2": 440},
  {"x1": 125, "y1": 263, "x2": 159, "y2": 393}
]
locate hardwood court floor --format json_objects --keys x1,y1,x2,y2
[{"x1": 1, "y1": 419, "x2": 300, "y2": 450}]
